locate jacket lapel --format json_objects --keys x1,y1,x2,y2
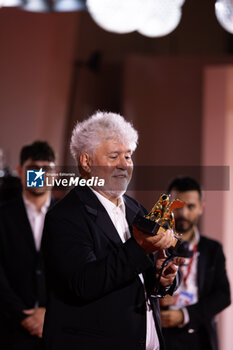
[
  {"x1": 95, "y1": 207, "x2": 123, "y2": 245},
  {"x1": 16, "y1": 196, "x2": 37, "y2": 251},
  {"x1": 197, "y1": 236, "x2": 205, "y2": 297},
  {"x1": 76, "y1": 186, "x2": 122, "y2": 246},
  {"x1": 76, "y1": 187, "x2": 142, "y2": 246},
  {"x1": 124, "y1": 195, "x2": 142, "y2": 236}
]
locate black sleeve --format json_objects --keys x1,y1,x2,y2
[
  {"x1": 0, "y1": 262, "x2": 27, "y2": 324},
  {"x1": 0, "y1": 207, "x2": 27, "y2": 324},
  {"x1": 186, "y1": 243, "x2": 231, "y2": 329}
]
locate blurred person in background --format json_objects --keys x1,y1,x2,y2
[
  {"x1": 0, "y1": 148, "x2": 22, "y2": 203},
  {"x1": 160, "y1": 176, "x2": 231, "y2": 350},
  {"x1": 0, "y1": 141, "x2": 56, "y2": 350}
]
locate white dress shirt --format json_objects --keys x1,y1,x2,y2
[
  {"x1": 23, "y1": 195, "x2": 51, "y2": 251},
  {"x1": 91, "y1": 189, "x2": 160, "y2": 350}
]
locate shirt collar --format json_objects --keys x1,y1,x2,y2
[
  {"x1": 90, "y1": 187, "x2": 125, "y2": 213},
  {"x1": 23, "y1": 194, "x2": 51, "y2": 214},
  {"x1": 189, "y1": 226, "x2": 200, "y2": 248}
]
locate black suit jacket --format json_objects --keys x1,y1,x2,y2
[
  {"x1": 0, "y1": 195, "x2": 54, "y2": 349},
  {"x1": 162, "y1": 235, "x2": 231, "y2": 350},
  {"x1": 42, "y1": 186, "x2": 177, "y2": 350}
]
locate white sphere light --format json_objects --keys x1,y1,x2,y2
[
  {"x1": 87, "y1": 0, "x2": 146, "y2": 34},
  {"x1": 54, "y1": 0, "x2": 86, "y2": 11},
  {"x1": 215, "y1": 0, "x2": 233, "y2": 34},
  {"x1": 175, "y1": 0, "x2": 186, "y2": 7},
  {"x1": 138, "y1": 0, "x2": 182, "y2": 37},
  {"x1": 2, "y1": 0, "x2": 22, "y2": 5},
  {"x1": 87, "y1": 0, "x2": 183, "y2": 37},
  {"x1": 22, "y1": 0, "x2": 50, "y2": 12}
]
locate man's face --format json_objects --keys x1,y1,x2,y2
[
  {"x1": 89, "y1": 138, "x2": 133, "y2": 199},
  {"x1": 170, "y1": 190, "x2": 203, "y2": 234},
  {"x1": 18, "y1": 158, "x2": 55, "y2": 196}
]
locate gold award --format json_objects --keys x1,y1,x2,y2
[{"x1": 133, "y1": 194, "x2": 185, "y2": 248}]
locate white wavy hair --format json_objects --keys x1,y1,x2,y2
[{"x1": 70, "y1": 111, "x2": 138, "y2": 163}]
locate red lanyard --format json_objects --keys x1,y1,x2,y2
[{"x1": 181, "y1": 245, "x2": 197, "y2": 286}]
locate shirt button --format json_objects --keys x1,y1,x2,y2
[
  {"x1": 188, "y1": 328, "x2": 195, "y2": 333},
  {"x1": 139, "y1": 338, "x2": 145, "y2": 344}
]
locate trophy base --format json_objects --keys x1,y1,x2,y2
[{"x1": 132, "y1": 214, "x2": 180, "y2": 249}]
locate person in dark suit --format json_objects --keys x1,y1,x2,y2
[
  {"x1": 0, "y1": 141, "x2": 56, "y2": 350},
  {"x1": 42, "y1": 111, "x2": 184, "y2": 350},
  {"x1": 160, "y1": 177, "x2": 231, "y2": 350}
]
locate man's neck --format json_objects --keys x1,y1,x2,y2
[{"x1": 23, "y1": 190, "x2": 50, "y2": 211}]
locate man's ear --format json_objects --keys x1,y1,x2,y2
[
  {"x1": 17, "y1": 165, "x2": 23, "y2": 178},
  {"x1": 17, "y1": 165, "x2": 26, "y2": 187},
  {"x1": 79, "y1": 153, "x2": 92, "y2": 173},
  {"x1": 199, "y1": 200, "x2": 204, "y2": 216}
]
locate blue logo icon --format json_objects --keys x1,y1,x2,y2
[{"x1": 27, "y1": 168, "x2": 45, "y2": 188}]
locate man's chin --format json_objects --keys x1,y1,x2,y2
[
  {"x1": 91, "y1": 176, "x2": 130, "y2": 199},
  {"x1": 105, "y1": 180, "x2": 130, "y2": 198},
  {"x1": 176, "y1": 224, "x2": 193, "y2": 234},
  {"x1": 26, "y1": 189, "x2": 47, "y2": 197}
]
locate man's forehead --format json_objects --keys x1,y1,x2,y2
[
  {"x1": 107, "y1": 149, "x2": 132, "y2": 153},
  {"x1": 170, "y1": 190, "x2": 200, "y2": 202},
  {"x1": 98, "y1": 139, "x2": 132, "y2": 152},
  {"x1": 23, "y1": 159, "x2": 55, "y2": 167}
]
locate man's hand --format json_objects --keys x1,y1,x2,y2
[
  {"x1": 21, "y1": 307, "x2": 46, "y2": 338},
  {"x1": 160, "y1": 309, "x2": 184, "y2": 327},
  {"x1": 156, "y1": 250, "x2": 185, "y2": 287},
  {"x1": 159, "y1": 294, "x2": 175, "y2": 308},
  {"x1": 133, "y1": 227, "x2": 176, "y2": 254}
]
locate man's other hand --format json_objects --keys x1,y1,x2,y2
[
  {"x1": 21, "y1": 307, "x2": 46, "y2": 338},
  {"x1": 133, "y1": 227, "x2": 176, "y2": 254},
  {"x1": 156, "y1": 250, "x2": 185, "y2": 286},
  {"x1": 159, "y1": 294, "x2": 175, "y2": 308},
  {"x1": 161, "y1": 309, "x2": 184, "y2": 327}
]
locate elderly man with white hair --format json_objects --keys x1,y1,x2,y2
[{"x1": 42, "y1": 111, "x2": 182, "y2": 350}]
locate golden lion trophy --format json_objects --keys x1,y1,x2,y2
[{"x1": 133, "y1": 194, "x2": 185, "y2": 249}]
